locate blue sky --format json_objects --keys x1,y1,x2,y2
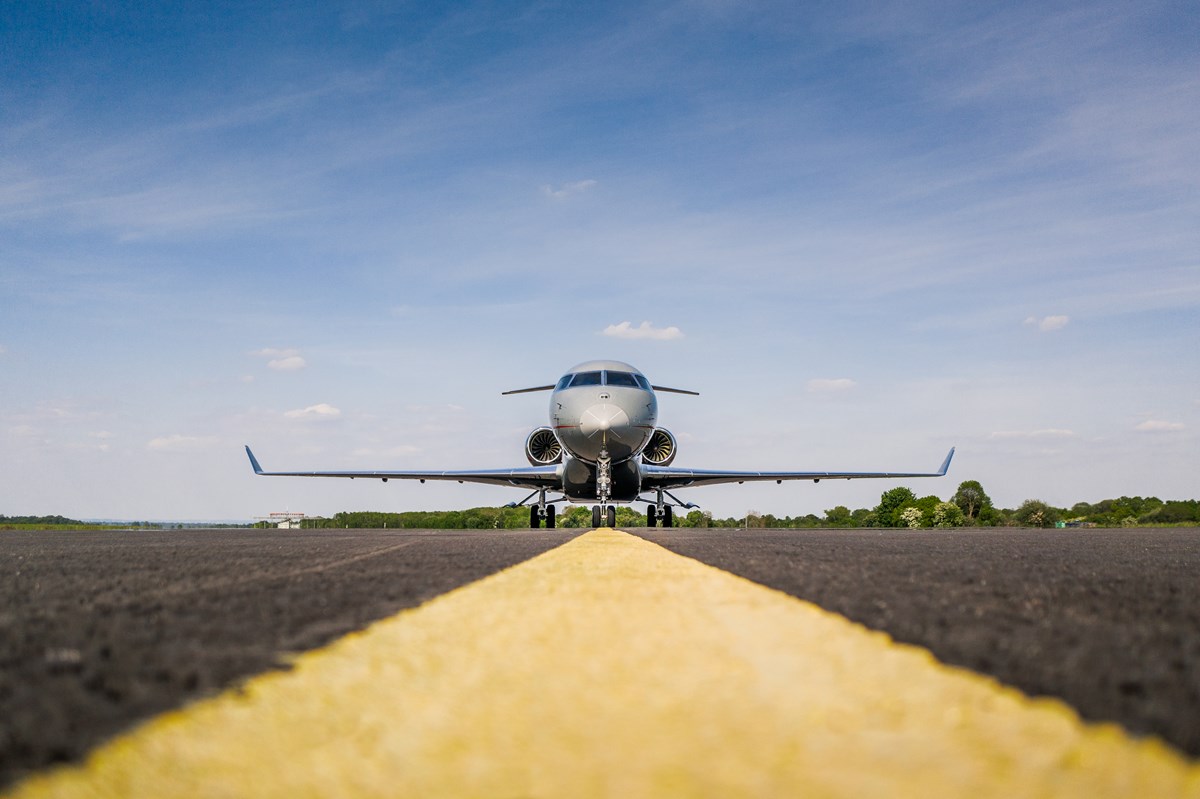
[{"x1": 2, "y1": 1, "x2": 1197, "y2": 520}]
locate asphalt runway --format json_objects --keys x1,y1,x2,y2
[
  {"x1": 0, "y1": 528, "x2": 576, "y2": 788},
  {"x1": 639, "y1": 527, "x2": 1200, "y2": 758},
  {"x1": 2, "y1": 526, "x2": 1198, "y2": 792}
]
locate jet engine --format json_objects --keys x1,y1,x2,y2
[
  {"x1": 642, "y1": 428, "x2": 677, "y2": 466},
  {"x1": 525, "y1": 427, "x2": 563, "y2": 465}
]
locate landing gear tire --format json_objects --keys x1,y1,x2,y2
[
  {"x1": 606, "y1": 505, "x2": 617, "y2": 528},
  {"x1": 647, "y1": 504, "x2": 657, "y2": 527},
  {"x1": 592, "y1": 505, "x2": 602, "y2": 528},
  {"x1": 662, "y1": 506, "x2": 674, "y2": 528},
  {"x1": 530, "y1": 505, "x2": 540, "y2": 529},
  {"x1": 546, "y1": 504, "x2": 556, "y2": 529}
]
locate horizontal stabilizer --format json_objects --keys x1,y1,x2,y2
[{"x1": 501, "y1": 385, "x2": 556, "y2": 396}]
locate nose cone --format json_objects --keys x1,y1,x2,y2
[{"x1": 580, "y1": 403, "x2": 630, "y2": 438}]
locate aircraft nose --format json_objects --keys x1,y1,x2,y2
[{"x1": 579, "y1": 403, "x2": 630, "y2": 438}]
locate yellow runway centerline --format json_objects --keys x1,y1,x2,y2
[{"x1": 10, "y1": 529, "x2": 1199, "y2": 798}]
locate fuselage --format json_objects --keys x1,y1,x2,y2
[
  {"x1": 549, "y1": 360, "x2": 658, "y2": 465},
  {"x1": 546, "y1": 360, "x2": 659, "y2": 502}
]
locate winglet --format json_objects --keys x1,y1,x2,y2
[
  {"x1": 245, "y1": 445, "x2": 264, "y2": 475},
  {"x1": 938, "y1": 447, "x2": 956, "y2": 476}
]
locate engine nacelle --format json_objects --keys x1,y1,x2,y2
[
  {"x1": 642, "y1": 428, "x2": 677, "y2": 466},
  {"x1": 525, "y1": 427, "x2": 563, "y2": 465}
]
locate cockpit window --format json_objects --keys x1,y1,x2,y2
[
  {"x1": 555, "y1": 375, "x2": 572, "y2": 390},
  {"x1": 604, "y1": 371, "x2": 640, "y2": 388},
  {"x1": 633, "y1": 374, "x2": 652, "y2": 391},
  {"x1": 568, "y1": 371, "x2": 603, "y2": 387}
]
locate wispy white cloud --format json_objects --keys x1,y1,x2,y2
[
  {"x1": 284, "y1": 403, "x2": 342, "y2": 420},
  {"x1": 1024, "y1": 315, "x2": 1070, "y2": 332},
  {"x1": 267, "y1": 356, "x2": 307, "y2": 371},
  {"x1": 146, "y1": 434, "x2": 217, "y2": 452},
  {"x1": 542, "y1": 179, "x2": 597, "y2": 199},
  {"x1": 807, "y1": 378, "x2": 857, "y2": 393},
  {"x1": 252, "y1": 347, "x2": 307, "y2": 371},
  {"x1": 1135, "y1": 420, "x2": 1184, "y2": 433},
  {"x1": 601, "y1": 321, "x2": 684, "y2": 340},
  {"x1": 989, "y1": 428, "x2": 1077, "y2": 440}
]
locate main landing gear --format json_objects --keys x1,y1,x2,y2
[
  {"x1": 529, "y1": 504, "x2": 556, "y2": 529},
  {"x1": 592, "y1": 505, "x2": 616, "y2": 528},
  {"x1": 647, "y1": 503, "x2": 673, "y2": 527},
  {"x1": 647, "y1": 488, "x2": 677, "y2": 527},
  {"x1": 520, "y1": 489, "x2": 556, "y2": 529}
]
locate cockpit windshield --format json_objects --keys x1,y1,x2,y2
[
  {"x1": 604, "y1": 371, "x2": 639, "y2": 388},
  {"x1": 561, "y1": 369, "x2": 651, "y2": 390},
  {"x1": 568, "y1": 371, "x2": 603, "y2": 387}
]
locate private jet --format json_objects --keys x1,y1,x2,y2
[{"x1": 245, "y1": 359, "x2": 954, "y2": 528}]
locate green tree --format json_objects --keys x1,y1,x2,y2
[
  {"x1": 824, "y1": 506, "x2": 852, "y2": 527},
  {"x1": 851, "y1": 508, "x2": 875, "y2": 527},
  {"x1": 914, "y1": 495, "x2": 942, "y2": 527},
  {"x1": 559, "y1": 506, "x2": 592, "y2": 527},
  {"x1": 932, "y1": 502, "x2": 965, "y2": 528},
  {"x1": 875, "y1": 487, "x2": 917, "y2": 527},
  {"x1": 953, "y1": 480, "x2": 993, "y2": 524},
  {"x1": 1014, "y1": 499, "x2": 1061, "y2": 528}
]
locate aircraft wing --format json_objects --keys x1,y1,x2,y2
[
  {"x1": 641, "y1": 448, "x2": 955, "y2": 490},
  {"x1": 245, "y1": 446, "x2": 561, "y2": 490}
]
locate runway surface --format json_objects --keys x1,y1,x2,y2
[
  {"x1": 640, "y1": 527, "x2": 1200, "y2": 757},
  {"x1": 2, "y1": 526, "x2": 1198, "y2": 796},
  {"x1": 0, "y1": 528, "x2": 576, "y2": 788}
]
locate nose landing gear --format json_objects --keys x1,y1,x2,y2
[{"x1": 591, "y1": 505, "x2": 616, "y2": 528}]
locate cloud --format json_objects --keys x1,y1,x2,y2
[
  {"x1": 1135, "y1": 420, "x2": 1184, "y2": 433},
  {"x1": 601, "y1": 321, "x2": 684, "y2": 341},
  {"x1": 267, "y1": 356, "x2": 307, "y2": 371},
  {"x1": 542, "y1": 179, "x2": 597, "y2": 199},
  {"x1": 807, "y1": 378, "x2": 857, "y2": 393},
  {"x1": 251, "y1": 347, "x2": 307, "y2": 371},
  {"x1": 1024, "y1": 315, "x2": 1070, "y2": 332},
  {"x1": 989, "y1": 429, "x2": 1077, "y2": 439},
  {"x1": 284, "y1": 403, "x2": 342, "y2": 420},
  {"x1": 146, "y1": 434, "x2": 217, "y2": 452}
]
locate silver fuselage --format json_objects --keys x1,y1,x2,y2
[{"x1": 548, "y1": 360, "x2": 657, "y2": 501}]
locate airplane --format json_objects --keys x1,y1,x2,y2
[{"x1": 245, "y1": 359, "x2": 954, "y2": 529}]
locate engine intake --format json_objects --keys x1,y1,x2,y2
[
  {"x1": 525, "y1": 427, "x2": 563, "y2": 465},
  {"x1": 642, "y1": 428, "x2": 677, "y2": 466}
]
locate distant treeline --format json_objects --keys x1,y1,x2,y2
[
  {"x1": 0, "y1": 516, "x2": 249, "y2": 531},
  {"x1": 284, "y1": 482, "x2": 1200, "y2": 530}
]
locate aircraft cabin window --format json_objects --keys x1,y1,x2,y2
[
  {"x1": 604, "y1": 371, "x2": 640, "y2": 388},
  {"x1": 569, "y1": 371, "x2": 603, "y2": 387}
]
